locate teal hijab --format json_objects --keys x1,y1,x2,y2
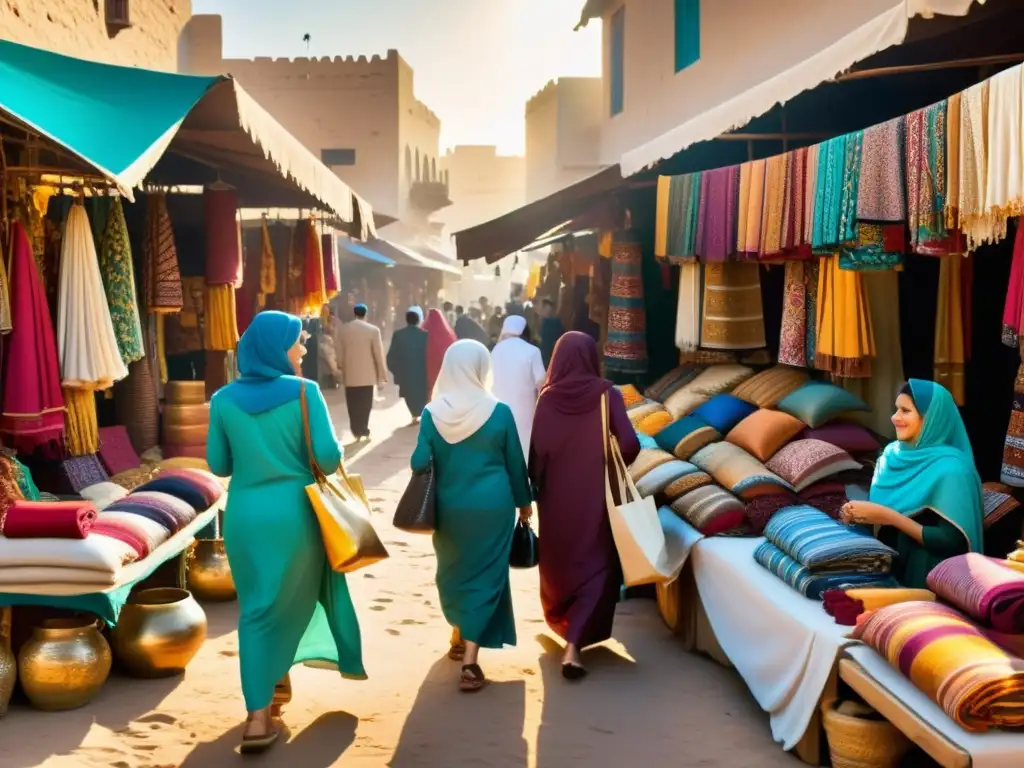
[
  {"x1": 216, "y1": 311, "x2": 305, "y2": 414},
  {"x1": 869, "y1": 379, "x2": 983, "y2": 552}
]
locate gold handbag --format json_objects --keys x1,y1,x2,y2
[{"x1": 300, "y1": 385, "x2": 388, "y2": 573}]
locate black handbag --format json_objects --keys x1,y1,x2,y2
[
  {"x1": 509, "y1": 520, "x2": 539, "y2": 569},
  {"x1": 393, "y1": 463, "x2": 436, "y2": 534}
]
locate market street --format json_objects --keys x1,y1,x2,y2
[{"x1": 5, "y1": 387, "x2": 795, "y2": 768}]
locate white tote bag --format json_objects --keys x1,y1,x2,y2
[{"x1": 602, "y1": 393, "x2": 684, "y2": 587}]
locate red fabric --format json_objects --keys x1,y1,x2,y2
[
  {"x1": 0, "y1": 222, "x2": 65, "y2": 451},
  {"x1": 303, "y1": 222, "x2": 325, "y2": 300},
  {"x1": 538, "y1": 331, "x2": 613, "y2": 416},
  {"x1": 204, "y1": 187, "x2": 243, "y2": 287},
  {"x1": 423, "y1": 309, "x2": 457, "y2": 395},
  {"x1": 90, "y1": 521, "x2": 150, "y2": 559},
  {"x1": 98, "y1": 426, "x2": 141, "y2": 476},
  {"x1": 821, "y1": 589, "x2": 865, "y2": 626},
  {"x1": 2, "y1": 500, "x2": 97, "y2": 539}
]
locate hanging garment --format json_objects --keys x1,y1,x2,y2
[
  {"x1": 98, "y1": 198, "x2": 145, "y2": 365},
  {"x1": 934, "y1": 256, "x2": 967, "y2": 406},
  {"x1": 812, "y1": 134, "x2": 850, "y2": 251},
  {"x1": 858, "y1": 117, "x2": 906, "y2": 223},
  {"x1": 979, "y1": 66, "x2": 1024, "y2": 248},
  {"x1": 959, "y1": 80, "x2": 990, "y2": 251},
  {"x1": 675, "y1": 261, "x2": 701, "y2": 353},
  {"x1": 699, "y1": 262, "x2": 765, "y2": 351},
  {"x1": 1003, "y1": 362, "x2": 1024, "y2": 487},
  {"x1": 58, "y1": 204, "x2": 129, "y2": 390},
  {"x1": 814, "y1": 253, "x2": 876, "y2": 379},
  {"x1": 779, "y1": 147, "x2": 812, "y2": 260},
  {"x1": 142, "y1": 193, "x2": 184, "y2": 313},
  {"x1": 803, "y1": 144, "x2": 820, "y2": 247},
  {"x1": 759, "y1": 155, "x2": 788, "y2": 258},
  {"x1": 946, "y1": 92, "x2": 962, "y2": 230},
  {"x1": 204, "y1": 284, "x2": 240, "y2": 352},
  {"x1": 322, "y1": 232, "x2": 340, "y2": 297},
  {"x1": 63, "y1": 386, "x2": 99, "y2": 456},
  {"x1": 1003, "y1": 221, "x2": 1024, "y2": 348},
  {"x1": 0, "y1": 234, "x2": 11, "y2": 334},
  {"x1": 655, "y1": 173, "x2": 702, "y2": 262},
  {"x1": 204, "y1": 186, "x2": 244, "y2": 287},
  {"x1": 907, "y1": 100, "x2": 964, "y2": 256},
  {"x1": 286, "y1": 221, "x2": 307, "y2": 315},
  {"x1": 0, "y1": 222, "x2": 65, "y2": 450},
  {"x1": 259, "y1": 218, "x2": 278, "y2": 305},
  {"x1": 604, "y1": 237, "x2": 649, "y2": 374},
  {"x1": 739, "y1": 160, "x2": 766, "y2": 257},
  {"x1": 302, "y1": 220, "x2": 328, "y2": 315},
  {"x1": 695, "y1": 166, "x2": 739, "y2": 262},
  {"x1": 779, "y1": 261, "x2": 810, "y2": 367}
]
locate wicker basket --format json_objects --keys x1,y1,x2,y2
[
  {"x1": 822, "y1": 699, "x2": 911, "y2": 768},
  {"x1": 115, "y1": 361, "x2": 160, "y2": 454},
  {"x1": 163, "y1": 403, "x2": 210, "y2": 429},
  {"x1": 165, "y1": 381, "x2": 207, "y2": 406}
]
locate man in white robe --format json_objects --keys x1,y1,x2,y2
[{"x1": 490, "y1": 315, "x2": 546, "y2": 460}]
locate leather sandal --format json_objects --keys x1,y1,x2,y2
[
  {"x1": 459, "y1": 664, "x2": 486, "y2": 693},
  {"x1": 240, "y1": 711, "x2": 280, "y2": 755}
]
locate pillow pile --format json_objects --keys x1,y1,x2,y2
[
  {"x1": 669, "y1": 485, "x2": 746, "y2": 536},
  {"x1": 654, "y1": 415, "x2": 720, "y2": 460},
  {"x1": 731, "y1": 365, "x2": 809, "y2": 408},
  {"x1": 777, "y1": 382, "x2": 870, "y2": 429},
  {"x1": 644, "y1": 365, "x2": 704, "y2": 403},
  {"x1": 690, "y1": 395, "x2": 758, "y2": 435},
  {"x1": 766, "y1": 439, "x2": 862, "y2": 493},
  {"x1": 691, "y1": 442, "x2": 793, "y2": 500},
  {"x1": 726, "y1": 409, "x2": 806, "y2": 462}
]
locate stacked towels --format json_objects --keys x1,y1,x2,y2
[{"x1": 753, "y1": 505, "x2": 899, "y2": 599}]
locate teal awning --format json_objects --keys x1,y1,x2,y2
[{"x1": 0, "y1": 39, "x2": 218, "y2": 194}]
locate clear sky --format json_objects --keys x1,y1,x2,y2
[{"x1": 192, "y1": 0, "x2": 602, "y2": 156}]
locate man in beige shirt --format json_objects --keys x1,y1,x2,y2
[{"x1": 334, "y1": 304, "x2": 387, "y2": 441}]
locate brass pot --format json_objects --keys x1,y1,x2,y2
[
  {"x1": 0, "y1": 642, "x2": 14, "y2": 718},
  {"x1": 187, "y1": 539, "x2": 237, "y2": 602},
  {"x1": 17, "y1": 618, "x2": 111, "y2": 711},
  {"x1": 112, "y1": 588, "x2": 207, "y2": 678}
]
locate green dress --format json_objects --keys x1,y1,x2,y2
[
  {"x1": 207, "y1": 381, "x2": 365, "y2": 711},
  {"x1": 411, "y1": 404, "x2": 531, "y2": 649},
  {"x1": 880, "y1": 510, "x2": 971, "y2": 589}
]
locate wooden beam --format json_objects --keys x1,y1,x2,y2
[{"x1": 838, "y1": 52, "x2": 1024, "y2": 82}]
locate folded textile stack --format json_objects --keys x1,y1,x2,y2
[
  {"x1": 822, "y1": 587, "x2": 935, "y2": 626},
  {"x1": 754, "y1": 505, "x2": 898, "y2": 598},
  {"x1": 854, "y1": 601, "x2": 1024, "y2": 732},
  {"x1": 927, "y1": 553, "x2": 1024, "y2": 633},
  {"x1": 1, "y1": 500, "x2": 97, "y2": 539}
]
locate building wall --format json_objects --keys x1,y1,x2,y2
[
  {"x1": 397, "y1": 58, "x2": 442, "y2": 222},
  {"x1": 525, "y1": 77, "x2": 605, "y2": 202},
  {"x1": 0, "y1": 0, "x2": 191, "y2": 70},
  {"x1": 596, "y1": 0, "x2": 898, "y2": 164},
  {"x1": 439, "y1": 145, "x2": 525, "y2": 234}
]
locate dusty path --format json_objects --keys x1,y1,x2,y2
[{"x1": 4, "y1": 387, "x2": 797, "y2": 767}]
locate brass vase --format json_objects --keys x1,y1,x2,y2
[
  {"x1": 187, "y1": 539, "x2": 237, "y2": 602},
  {"x1": 17, "y1": 618, "x2": 112, "y2": 711},
  {"x1": 112, "y1": 588, "x2": 207, "y2": 678}
]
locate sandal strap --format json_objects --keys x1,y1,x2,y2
[{"x1": 461, "y1": 663, "x2": 484, "y2": 681}]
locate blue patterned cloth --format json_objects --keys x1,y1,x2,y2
[
  {"x1": 764, "y1": 505, "x2": 896, "y2": 574},
  {"x1": 754, "y1": 541, "x2": 899, "y2": 599}
]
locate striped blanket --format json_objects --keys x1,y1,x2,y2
[
  {"x1": 927, "y1": 553, "x2": 1024, "y2": 633},
  {"x1": 754, "y1": 541, "x2": 898, "y2": 599},
  {"x1": 853, "y1": 601, "x2": 1024, "y2": 731},
  {"x1": 764, "y1": 505, "x2": 896, "y2": 574}
]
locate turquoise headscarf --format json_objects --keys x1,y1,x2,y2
[
  {"x1": 869, "y1": 379, "x2": 983, "y2": 552},
  {"x1": 216, "y1": 311, "x2": 305, "y2": 414}
]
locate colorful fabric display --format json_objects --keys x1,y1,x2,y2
[
  {"x1": 927, "y1": 553, "x2": 1024, "y2": 633},
  {"x1": 754, "y1": 541, "x2": 899, "y2": 599},
  {"x1": 764, "y1": 505, "x2": 896, "y2": 574},
  {"x1": 654, "y1": 415, "x2": 720, "y2": 460},
  {"x1": 2, "y1": 500, "x2": 97, "y2": 539},
  {"x1": 604, "y1": 237, "x2": 649, "y2": 374}
]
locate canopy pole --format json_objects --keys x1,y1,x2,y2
[{"x1": 838, "y1": 52, "x2": 1024, "y2": 82}]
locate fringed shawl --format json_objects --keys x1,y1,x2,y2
[
  {"x1": 695, "y1": 166, "x2": 739, "y2": 262},
  {"x1": 98, "y1": 198, "x2": 145, "y2": 365},
  {"x1": 142, "y1": 193, "x2": 183, "y2": 313},
  {"x1": 959, "y1": 81, "x2": 991, "y2": 251}
]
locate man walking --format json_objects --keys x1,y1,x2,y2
[{"x1": 335, "y1": 303, "x2": 387, "y2": 441}]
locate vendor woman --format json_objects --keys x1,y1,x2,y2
[{"x1": 840, "y1": 379, "x2": 983, "y2": 589}]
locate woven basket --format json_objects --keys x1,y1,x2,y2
[
  {"x1": 115, "y1": 360, "x2": 160, "y2": 454},
  {"x1": 163, "y1": 423, "x2": 209, "y2": 447},
  {"x1": 164, "y1": 403, "x2": 211, "y2": 429},
  {"x1": 822, "y1": 700, "x2": 910, "y2": 768},
  {"x1": 165, "y1": 381, "x2": 207, "y2": 406}
]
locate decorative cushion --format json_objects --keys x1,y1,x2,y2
[
  {"x1": 637, "y1": 431, "x2": 659, "y2": 451},
  {"x1": 744, "y1": 492, "x2": 800, "y2": 535},
  {"x1": 628, "y1": 449, "x2": 677, "y2": 483},
  {"x1": 644, "y1": 364, "x2": 704, "y2": 403},
  {"x1": 983, "y1": 483, "x2": 1021, "y2": 528},
  {"x1": 97, "y1": 426, "x2": 142, "y2": 476},
  {"x1": 635, "y1": 460, "x2": 699, "y2": 498},
  {"x1": 79, "y1": 482, "x2": 129, "y2": 511},
  {"x1": 670, "y1": 485, "x2": 746, "y2": 536},
  {"x1": 691, "y1": 442, "x2": 793, "y2": 499},
  {"x1": 684, "y1": 365, "x2": 755, "y2": 397},
  {"x1": 766, "y1": 439, "x2": 862, "y2": 493},
  {"x1": 59, "y1": 455, "x2": 109, "y2": 494},
  {"x1": 690, "y1": 394, "x2": 758, "y2": 435},
  {"x1": 637, "y1": 409, "x2": 674, "y2": 437},
  {"x1": 654, "y1": 415, "x2": 721, "y2": 460},
  {"x1": 798, "y1": 482, "x2": 849, "y2": 519},
  {"x1": 777, "y1": 382, "x2": 870, "y2": 428},
  {"x1": 726, "y1": 409, "x2": 807, "y2": 462},
  {"x1": 663, "y1": 470, "x2": 714, "y2": 501},
  {"x1": 628, "y1": 401, "x2": 664, "y2": 427},
  {"x1": 663, "y1": 389, "x2": 709, "y2": 419},
  {"x1": 617, "y1": 384, "x2": 646, "y2": 409},
  {"x1": 731, "y1": 365, "x2": 810, "y2": 407},
  {"x1": 800, "y1": 423, "x2": 881, "y2": 455}
]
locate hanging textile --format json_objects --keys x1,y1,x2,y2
[
  {"x1": 322, "y1": 232, "x2": 340, "y2": 298},
  {"x1": 260, "y1": 218, "x2": 278, "y2": 306},
  {"x1": 675, "y1": 261, "x2": 701, "y2": 353},
  {"x1": 858, "y1": 117, "x2": 906, "y2": 223},
  {"x1": 779, "y1": 261, "x2": 810, "y2": 367},
  {"x1": 98, "y1": 198, "x2": 145, "y2": 365},
  {"x1": 958, "y1": 80, "x2": 990, "y2": 251},
  {"x1": 57, "y1": 204, "x2": 129, "y2": 390},
  {"x1": 286, "y1": 221, "x2": 307, "y2": 314},
  {"x1": 1003, "y1": 220, "x2": 1024, "y2": 348},
  {"x1": 779, "y1": 147, "x2": 812, "y2": 260},
  {"x1": 738, "y1": 160, "x2": 765, "y2": 257},
  {"x1": 946, "y1": 92, "x2": 962, "y2": 230},
  {"x1": 979, "y1": 66, "x2": 1024, "y2": 248},
  {"x1": 62, "y1": 387, "x2": 99, "y2": 456},
  {"x1": 907, "y1": 100, "x2": 964, "y2": 256},
  {"x1": 0, "y1": 236, "x2": 11, "y2": 334},
  {"x1": 695, "y1": 166, "x2": 739, "y2": 262},
  {"x1": 88, "y1": 197, "x2": 111, "y2": 255},
  {"x1": 204, "y1": 284, "x2": 240, "y2": 352},
  {"x1": 759, "y1": 155, "x2": 788, "y2": 258},
  {"x1": 655, "y1": 173, "x2": 701, "y2": 262},
  {"x1": 266, "y1": 221, "x2": 294, "y2": 312},
  {"x1": 814, "y1": 253, "x2": 875, "y2": 378},
  {"x1": 803, "y1": 145, "x2": 820, "y2": 247},
  {"x1": 603, "y1": 237, "x2": 648, "y2": 374},
  {"x1": 142, "y1": 193, "x2": 184, "y2": 313},
  {"x1": 164, "y1": 277, "x2": 205, "y2": 356},
  {"x1": 811, "y1": 134, "x2": 849, "y2": 250},
  {"x1": 934, "y1": 256, "x2": 967, "y2": 406},
  {"x1": 0, "y1": 221, "x2": 65, "y2": 451},
  {"x1": 1002, "y1": 363, "x2": 1024, "y2": 487},
  {"x1": 204, "y1": 186, "x2": 244, "y2": 287},
  {"x1": 302, "y1": 219, "x2": 328, "y2": 314},
  {"x1": 699, "y1": 262, "x2": 765, "y2": 350}
]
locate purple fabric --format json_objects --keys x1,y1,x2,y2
[
  {"x1": 529, "y1": 385, "x2": 640, "y2": 647},
  {"x1": 695, "y1": 165, "x2": 740, "y2": 262},
  {"x1": 123, "y1": 493, "x2": 193, "y2": 529},
  {"x1": 105, "y1": 501, "x2": 178, "y2": 533},
  {"x1": 897, "y1": 624, "x2": 976, "y2": 677},
  {"x1": 801, "y1": 423, "x2": 880, "y2": 455}
]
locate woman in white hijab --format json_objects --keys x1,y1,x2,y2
[
  {"x1": 411, "y1": 340, "x2": 533, "y2": 692},
  {"x1": 490, "y1": 315, "x2": 546, "y2": 460}
]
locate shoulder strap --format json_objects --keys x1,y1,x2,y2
[{"x1": 298, "y1": 383, "x2": 324, "y2": 481}]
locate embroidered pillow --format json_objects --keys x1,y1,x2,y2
[
  {"x1": 636, "y1": 460, "x2": 700, "y2": 499},
  {"x1": 637, "y1": 409, "x2": 675, "y2": 437},
  {"x1": 59, "y1": 455, "x2": 109, "y2": 494},
  {"x1": 629, "y1": 449, "x2": 677, "y2": 484},
  {"x1": 663, "y1": 389, "x2": 709, "y2": 419},
  {"x1": 777, "y1": 382, "x2": 870, "y2": 428},
  {"x1": 684, "y1": 365, "x2": 755, "y2": 397},
  {"x1": 669, "y1": 485, "x2": 746, "y2": 536},
  {"x1": 654, "y1": 415, "x2": 721, "y2": 460},
  {"x1": 663, "y1": 470, "x2": 714, "y2": 501},
  {"x1": 726, "y1": 409, "x2": 806, "y2": 461},
  {"x1": 627, "y1": 401, "x2": 664, "y2": 427},
  {"x1": 617, "y1": 384, "x2": 646, "y2": 409},
  {"x1": 691, "y1": 442, "x2": 794, "y2": 500},
  {"x1": 731, "y1": 365, "x2": 810, "y2": 408},
  {"x1": 800, "y1": 423, "x2": 881, "y2": 456},
  {"x1": 97, "y1": 426, "x2": 142, "y2": 476},
  {"x1": 644, "y1": 364, "x2": 704, "y2": 403},
  {"x1": 766, "y1": 439, "x2": 862, "y2": 493},
  {"x1": 690, "y1": 394, "x2": 759, "y2": 435}
]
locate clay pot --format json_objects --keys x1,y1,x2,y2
[
  {"x1": 186, "y1": 539, "x2": 236, "y2": 603},
  {"x1": 162, "y1": 423, "x2": 209, "y2": 447},
  {"x1": 111, "y1": 588, "x2": 207, "y2": 678},
  {"x1": 17, "y1": 618, "x2": 111, "y2": 711}
]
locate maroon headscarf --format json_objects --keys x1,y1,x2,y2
[
  {"x1": 539, "y1": 331, "x2": 613, "y2": 415},
  {"x1": 423, "y1": 308, "x2": 457, "y2": 395}
]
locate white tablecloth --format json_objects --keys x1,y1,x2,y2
[
  {"x1": 690, "y1": 535, "x2": 854, "y2": 750},
  {"x1": 658, "y1": 506, "x2": 705, "y2": 581},
  {"x1": 845, "y1": 645, "x2": 1024, "y2": 768}
]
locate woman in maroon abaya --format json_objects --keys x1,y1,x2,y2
[{"x1": 528, "y1": 332, "x2": 640, "y2": 679}]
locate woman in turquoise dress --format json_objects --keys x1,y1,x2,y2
[
  {"x1": 207, "y1": 311, "x2": 365, "y2": 752},
  {"x1": 411, "y1": 339, "x2": 532, "y2": 692}
]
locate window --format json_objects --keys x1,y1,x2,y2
[
  {"x1": 405, "y1": 145, "x2": 413, "y2": 181},
  {"x1": 321, "y1": 148, "x2": 356, "y2": 166},
  {"x1": 106, "y1": 0, "x2": 131, "y2": 29},
  {"x1": 674, "y1": 0, "x2": 700, "y2": 73},
  {"x1": 610, "y1": 7, "x2": 625, "y2": 116}
]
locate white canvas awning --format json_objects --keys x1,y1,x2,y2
[{"x1": 620, "y1": 0, "x2": 983, "y2": 177}]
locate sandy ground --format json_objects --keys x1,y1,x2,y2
[{"x1": 4, "y1": 387, "x2": 799, "y2": 767}]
